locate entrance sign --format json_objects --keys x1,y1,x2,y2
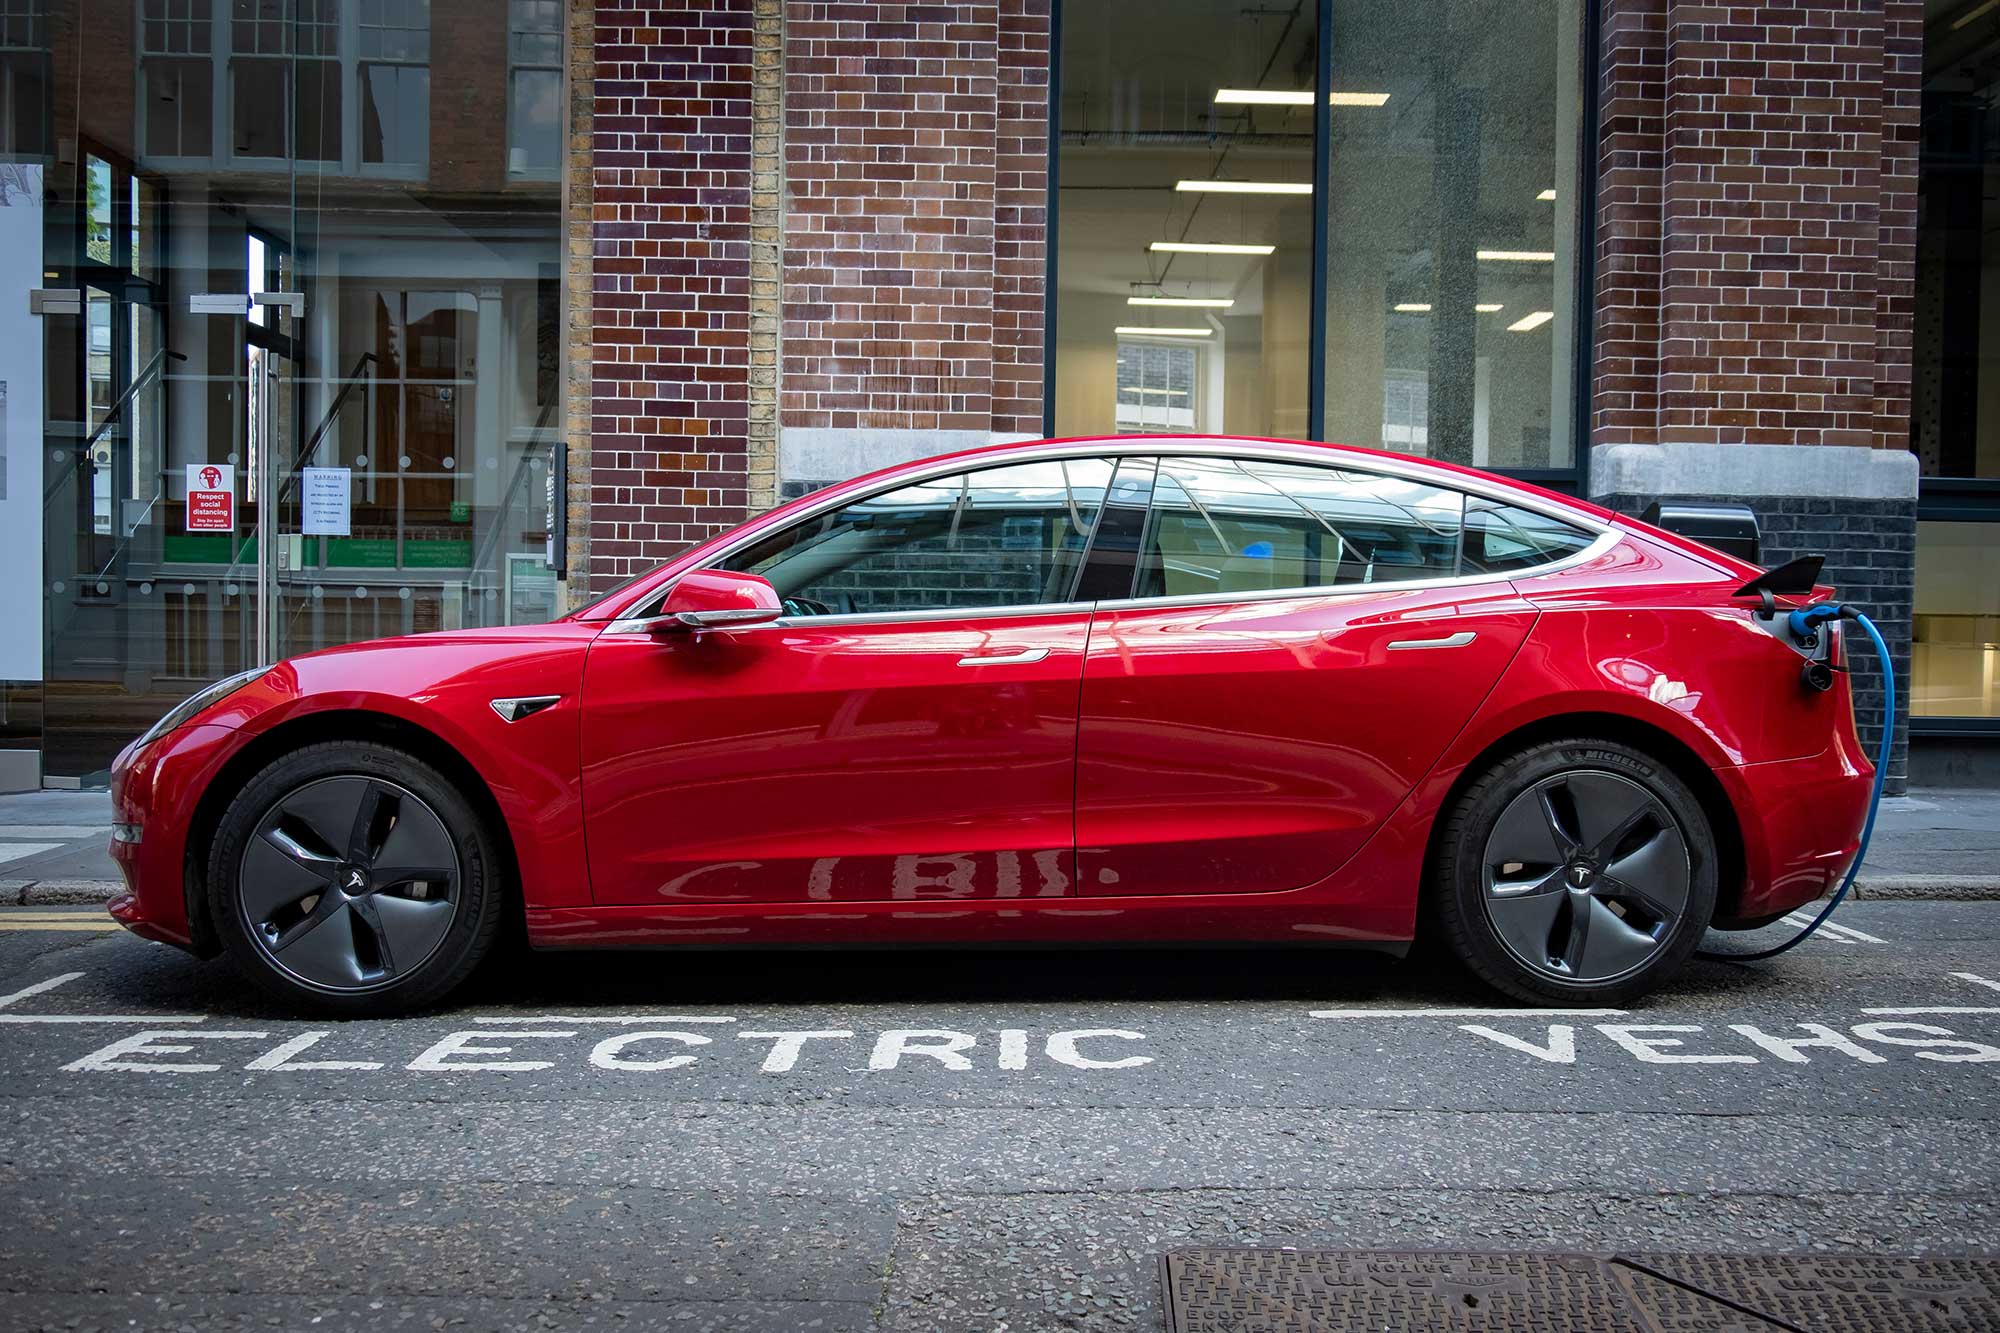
[
  {"x1": 301, "y1": 466, "x2": 351, "y2": 536},
  {"x1": 185, "y1": 462, "x2": 235, "y2": 531}
]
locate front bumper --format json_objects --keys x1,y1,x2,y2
[
  {"x1": 107, "y1": 722, "x2": 246, "y2": 953},
  {"x1": 1717, "y1": 718, "x2": 1874, "y2": 923}
]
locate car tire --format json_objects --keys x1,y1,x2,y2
[
  {"x1": 207, "y1": 741, "x2": 506, "y2": 1016},
  {"x1": 1431, "y1": 738, "x2": 1718, "y2": 1006}
]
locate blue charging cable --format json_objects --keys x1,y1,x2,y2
[{"x1": 1696, "y1": 605, "x2": 1894, "y2": 962}]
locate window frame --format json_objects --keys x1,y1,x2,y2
[{"x1": 606, "y1": 440, "x2": 1618, "y2": 633}]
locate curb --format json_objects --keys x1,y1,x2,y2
[
  {"x1": 3, "y1": 878, "x2": 122, "y2": 906},
  {"x1": 1853, "y1": 875, "x2": 2000, "y2": 901}
]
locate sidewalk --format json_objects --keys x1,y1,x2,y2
[{"x1": 3, "y1": 786, "x2": 1998, "y2": 905}]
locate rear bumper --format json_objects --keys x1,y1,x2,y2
[
  {"x1": 107, "y1": 722, "x2": 244, "y2": 954},
  {"x1": 1717, "y1": 719, "x2": 1874, "y2": 923}
]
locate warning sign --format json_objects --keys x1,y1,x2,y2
[{"x1": 185, "y1": 462, "x2": 235, "y2": 532}]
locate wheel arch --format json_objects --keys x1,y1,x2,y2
[
  {"x1": 181, "y1": 709, "x2": 524, "y2": 956},
  {"x1": 1419, "y1": 710, "x2": 1749, "y2": 928}
]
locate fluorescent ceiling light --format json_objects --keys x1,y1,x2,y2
[
  {"x1": 1150, "y1": 241, "x2": 1275, "y2": 256},
  {"x1": 1115, "y1": 326, "x2": 1212, "y2": 337},
  {"x1": 1537, "y1": 188, "x2": 1557, "y2": 201},
  {"x1": 1953, "y1": 0, "x2": 1998, "y2": 29},
  {"x1": 1128, "y1": 296, "x2": 1235, "y2": 308},
  {"x1": 1395, "y1": 303, "x2": 1508, "y2": 314},
  {"x1": 1213, "y1": 89, "x2": 1391, "y2": 107},
  {"x1": 1127, "y1": 387, "x2": 1188, "y2": 396},
  {"x1": 1507, "y1": 310, "x2": 1555, "y2": 332},
  {"x1": 1476, "y1": 303, "x2": 1504, "y2": 313},
  {"x1": 1479, "y1": 249, "x2": 1557, "y2": 262},
  {"x1": 1177, "y1": 179, "x2": 1313, "y2": 195}
]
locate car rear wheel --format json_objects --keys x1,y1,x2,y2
[
  {"x1": 1432, "y1": 738, "x2": 1718, "y2": 1006},
  {"x1": 207, "y1": 741, "x2": 506, "y2": 1015}
]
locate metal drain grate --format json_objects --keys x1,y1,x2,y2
[{"x1": 1159, "y1": 1248, "x2": 2000, "y2": 1332}]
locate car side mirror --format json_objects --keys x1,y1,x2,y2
[{"x1": 657, "y1": 569, "x2": 784, "y2": 631}]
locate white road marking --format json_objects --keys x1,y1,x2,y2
[
  {"x1": 1951, "y1": 972, "x2": 2000, "y2": 994},
  {"x1": 0, "y1": 971, "x2": 85, "y2": 1008},
  {"x1": 0, "y1": 843, "x2": 61, "y2": 865},
  {"x1": 1312, "y1": 1008, "x2": 1628, "y2": 1018},
  {"x1": 1459, "y1": 1024, "x2": 1577, "y2": 1063},
  {"x1": 0, "y1": 1013, "x2": 205, "y2": 1024},
  {"x1": 0, "y1": 825, "x2": 111, "y2": 839},
  {"x1": 471, "y1": 1014, "x2": 737, "y2": 1024},
  {"x1": 1779, "y1": 914, "x2": 1885, "y2": 944},
  {"x1": 1859, "y1": 1006, "x2": 2000, "y2": 1016},
  {"x1": 63, "y1": 1030, "x2": 265, "y2": 1073}
]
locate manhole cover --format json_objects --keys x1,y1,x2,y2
[{"x1": 1159, "y1": 1249, "x2": 2000, "y2": 1332}]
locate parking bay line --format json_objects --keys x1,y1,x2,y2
[
  {"x1": 0, "y1": 971, "x2": 87, "y2": 1008},
  {"x1": 1310, "y1": 1008, "x2": 1629, "y2": 1018},
  {"x1": 0, "y1": 971, "x2": 203, "y2": 1023},
  {"x1": 0, "y1": 920, "x2": 122, "y2": 933},
  {"x1": 473, "y1": 1015, "x2": 739, "y2": 1024},
  {"x1": 1952, "y1": 972, "x2": 2000, "y2": 995}
]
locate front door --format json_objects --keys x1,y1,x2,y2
[
  {"x1": 1075, "y1": 454, "x2": 1540, "y2": 896},
  {"x1": 579, "y1": 456, "x2": 1116, "y2": 905}
]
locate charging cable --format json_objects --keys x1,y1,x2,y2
[{"x1": 1696, "y1": 605, "x2": 1893, "y2": 962}]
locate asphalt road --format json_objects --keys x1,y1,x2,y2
[{"x1": 1, "y1": 901, "x2": 1997, "y2": 1332}]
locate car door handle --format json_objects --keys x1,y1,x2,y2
[
  {"x1": 957, "y1": 647, "x2": 1051, "y2": 666},
  {"x1": 1386, "y1": 631, "x2": 1477, "y2": 651}
]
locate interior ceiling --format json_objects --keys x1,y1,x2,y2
[{"x1": 1056, "y1": 0, "x2": 1564, "y2": 307}]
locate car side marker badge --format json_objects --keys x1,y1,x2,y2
[{"x1": 490, "y1": 695, "x2": 562, "y2": 723}]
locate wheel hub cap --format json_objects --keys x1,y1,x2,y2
[
  {"x1": 237, "y1": 776, "x2": 462, "y2": 993},
  {"x1": 1480, "y1": 770, "x2": 1692, "y2": 985}
]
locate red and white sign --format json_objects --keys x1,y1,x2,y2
[{"x1": 185, "y1": 462, "x2": 235, "y2": 532}]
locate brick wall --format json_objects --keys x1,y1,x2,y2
[
  {"x1": 782, "y1": 2, "x2": 1000, "y2": 435},
  {"x1": 992, "y1": 0, "x2": 1051, "y2": 436},
  {"x1": 588, "y1": 0, "x2": 756, "y2": 594},
  {"x1": 1592, "y1": 0, "x2": 1916, "y2": 449}
]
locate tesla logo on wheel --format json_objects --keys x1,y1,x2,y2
[{"x1": 344, "y1": 870, "x2": 366, "y2": 892}]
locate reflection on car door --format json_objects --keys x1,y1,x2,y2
[
  {"x1": 579, "y1": 458, "x2": 1114, "y2": 905},
  {"x1": 1075, "y1": 456, "x2": 1543, "y2": 896}
]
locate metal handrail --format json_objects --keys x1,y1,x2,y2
[
  {"x1": 43, "y1": 346, "x2": 186, "y2": 509},
  {"x1": 465, "y1": 394, "x2": 563, "y2": 586},
  {"x1": 221, "y1": 352, "x2": 379, "y2": 578}
]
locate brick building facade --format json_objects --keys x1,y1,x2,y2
[{"x1": 574, "y1": 0, "x2": 1945, "y2": 787}]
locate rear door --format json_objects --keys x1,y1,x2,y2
[{"x1": 1074, "y1": 455, "x2": 1547, "y2": 897}]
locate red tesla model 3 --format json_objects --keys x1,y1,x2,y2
[{"x1": 107, "y1": 436, "x2": 1873, "y2": 1014}]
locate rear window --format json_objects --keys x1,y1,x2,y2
[{"x1": 1461, "y1": 500, "x2": 1596, "y2": 574}]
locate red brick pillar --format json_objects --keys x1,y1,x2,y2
[
  {"x1": 1589, "y1": 0, "x2": 1923, "y2": 791},
  {"x1": 588, "y1": 0, "x2": 756, "y2": 594}
]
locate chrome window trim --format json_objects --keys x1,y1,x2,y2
[{"x1": 607, "y1": 438, "x2": 1621, "y2": 633}]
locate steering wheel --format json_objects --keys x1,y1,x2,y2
[{"x1": 781, "y1": 594, "x2": 834, "y2": 617}]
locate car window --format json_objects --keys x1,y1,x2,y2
[
  {"x1": 714, "y1": 457, "x2": 1116, "y2": 617},
  {"x1": 1134, "y1": 456, "x2": 1464, "y2": 598},
  {"x1": 1462, "y1": 499, "x2": 1596, "y2": 574}
]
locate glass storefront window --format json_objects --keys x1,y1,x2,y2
[
  {"x1": 1912, "y1": 4, "x2": 2000, "y2": 722},
  {"x1": 1054, "y1": 0, "x2": 1583, "y2": 466},
  {"x1": 1323, "y1": 0, "x2": 1581, "y2": 467},
  {"x1": 1914, "y1": 521, "x2": 2000, "y2": 719},
  {"x1": 1055, "y1": 0, "x2": 1318, "y2": 440},
  {"x1": 1915, "y1": 13, "x2": 2000, "y2": 483},
  {"x1": 13, "y1": 0, "x2": 568, "y2": 780}
]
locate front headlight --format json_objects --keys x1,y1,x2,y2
[{"x1": 133, "y1": 665, "x2": 273, "y2": 753}]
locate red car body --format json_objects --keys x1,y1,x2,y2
[{"x1": 108, "y1": 436, "x2": 1872, "y2": 960}]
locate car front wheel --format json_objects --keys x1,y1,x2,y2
[
  {"x1": 207, "y1": 741, "x2": 506, "y2": 1015},
  {"x1": 1432, "y1": 738, "x2": 1718, "y2": 1006}
]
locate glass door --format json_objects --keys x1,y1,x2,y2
[{"x1": 31, "y1": 0, "x2": 565, "y2": 784}]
